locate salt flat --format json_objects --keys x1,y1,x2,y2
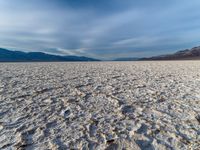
[{"x1": 0, "y1": 61, "x2": 200, "y2": 150}]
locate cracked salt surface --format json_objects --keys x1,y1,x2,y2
[{"x1": 0, "y1": 61, "x2": 200, "y2": 150}]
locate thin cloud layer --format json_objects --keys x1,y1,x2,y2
[{"x1": 0, "y1": 0, "x2": 200, "y2": 59}]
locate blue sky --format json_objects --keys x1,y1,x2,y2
[{"x1": 1, "y1": 0, "x2": 200, "y2": 59}]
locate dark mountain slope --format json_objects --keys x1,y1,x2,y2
[{"x1": 0, "y1": 48, "x2": 100, "y2": 62}]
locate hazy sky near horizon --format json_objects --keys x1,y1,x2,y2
[{"x1": 1, "y1": 0, "x2": 200, "y2": 59}]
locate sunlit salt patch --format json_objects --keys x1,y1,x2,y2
[
  {"x1": 0, "y1": 125, "x2": 3, "y2": 131},
  {"x1": 0, "y1": 87, "x2": 4, "y2": 92},
  {"x1": 43, "y1": 98, "x2": 53, "y2": 103},
  {"x1": 93, "y1": 85, "x2": 102, "y2": 91},
  {"x1": 194, "y1": 93, "x2": 200, "y2": 99}
]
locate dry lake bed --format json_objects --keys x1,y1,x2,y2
[{"x1": 0, "y1": 61, "x2": 200, "y2": 150}]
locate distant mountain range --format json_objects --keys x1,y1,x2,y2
[
  {"x1": 113, "y1": 57, "x2": 139, "y2": 61},
  {"x1": 1, "y1": 46, "x2": 200, "y2": 62},
  {"x1": 141, "y1": 46, "x2": 200, "y2": 60},
  {"x1": 0, "y1": 48, "x2": 100, "y2": 62}
]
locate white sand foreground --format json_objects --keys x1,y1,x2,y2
[{"x1": 0, "y1": 61, "x2": 200, "y2": 150}]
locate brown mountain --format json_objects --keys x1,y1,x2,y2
[{"x1": 141, "y1": 46, "x2": 200, "y2": 60}]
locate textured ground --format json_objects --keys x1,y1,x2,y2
[{"x1": 0, "y1": 61, "x2": 200, "y2": 150}]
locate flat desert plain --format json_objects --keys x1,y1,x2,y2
[{"x1": 0, "y1": 61, "x2": 200, "y2": 150}]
